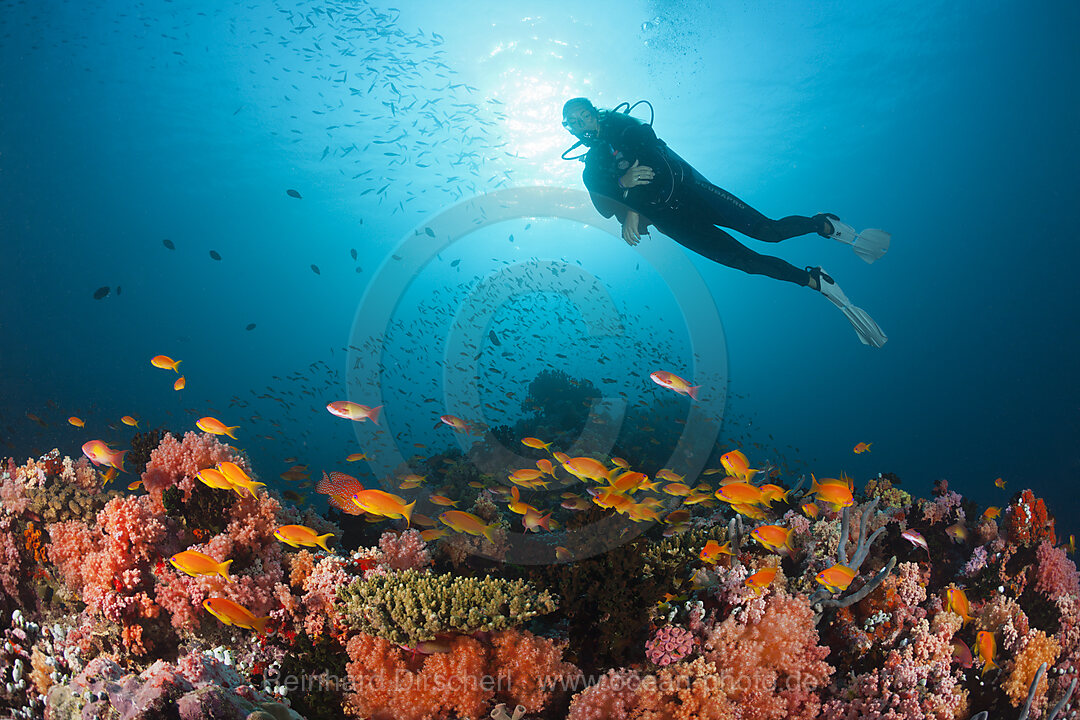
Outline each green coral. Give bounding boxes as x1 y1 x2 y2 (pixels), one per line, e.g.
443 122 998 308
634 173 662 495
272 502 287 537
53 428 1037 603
336 569 558 646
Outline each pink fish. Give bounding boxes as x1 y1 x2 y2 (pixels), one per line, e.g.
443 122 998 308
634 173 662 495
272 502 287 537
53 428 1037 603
81 440 127 472
326 401 382 424
901 529 930 556
952 638 973 669
649 371 700 400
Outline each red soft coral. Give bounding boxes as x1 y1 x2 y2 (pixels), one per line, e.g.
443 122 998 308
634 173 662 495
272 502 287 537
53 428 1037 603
344 629 579 720
46 496 167 655
1004 489 1056 548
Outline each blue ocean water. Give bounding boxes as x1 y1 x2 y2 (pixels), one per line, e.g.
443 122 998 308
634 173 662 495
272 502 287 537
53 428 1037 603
2 0 1078 540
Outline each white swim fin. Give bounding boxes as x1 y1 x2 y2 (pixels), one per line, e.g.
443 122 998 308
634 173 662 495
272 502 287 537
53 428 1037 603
809 267 888 348
825 214 890 264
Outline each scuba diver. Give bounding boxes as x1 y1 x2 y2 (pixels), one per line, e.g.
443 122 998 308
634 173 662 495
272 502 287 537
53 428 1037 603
561 97 890 348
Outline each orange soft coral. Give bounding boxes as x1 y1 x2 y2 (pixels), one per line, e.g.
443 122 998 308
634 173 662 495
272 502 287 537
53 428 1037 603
1003 630 1061 712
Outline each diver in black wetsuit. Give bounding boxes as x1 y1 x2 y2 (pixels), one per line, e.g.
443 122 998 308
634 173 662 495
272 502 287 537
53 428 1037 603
561 97 890 347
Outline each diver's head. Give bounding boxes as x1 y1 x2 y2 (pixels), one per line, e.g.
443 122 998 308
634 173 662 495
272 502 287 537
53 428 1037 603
562 97 601 145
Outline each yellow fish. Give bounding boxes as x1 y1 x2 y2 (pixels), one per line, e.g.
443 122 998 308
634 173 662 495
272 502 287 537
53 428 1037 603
274 525 334 552
521 437 552 451
68 416 85 428
121 416 139 428
169 550 233 581
346 452 369 462
202 596 269 634
853 442 872 454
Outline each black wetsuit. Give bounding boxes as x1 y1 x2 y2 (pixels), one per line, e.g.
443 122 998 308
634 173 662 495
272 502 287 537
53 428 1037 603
582 111 828 286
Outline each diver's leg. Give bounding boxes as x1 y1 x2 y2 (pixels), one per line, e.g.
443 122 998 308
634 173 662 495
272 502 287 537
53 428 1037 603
666 221 813 286
690 180 830 242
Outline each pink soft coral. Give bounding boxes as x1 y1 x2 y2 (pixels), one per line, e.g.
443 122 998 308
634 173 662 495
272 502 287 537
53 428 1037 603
378 529 432 571
1033 540 1080 602
701 590 833 720
141 431 243 512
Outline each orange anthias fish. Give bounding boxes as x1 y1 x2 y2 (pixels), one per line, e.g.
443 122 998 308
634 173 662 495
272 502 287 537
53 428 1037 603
151 354 182 372
700 539 732 564
196 468 234 491
662 483 692 497
715 482 764 506
521 437 552 451
809 475 855 510
81 440 127 472
982 506 1001 521
522 507 552 532
509 468 544 483
751 525 793 554
720 450 759 483
68 416 85 428
316 472 365 515
439 510 499 542
217 461 266 498
536 459 555 476
173 376 185 391
345 452 369 462
202 596 269 634
801 501 820 518
168 550 233 581
853 442 872 454
562 456 611 482
745 566 777 594
196 416 239 439
994 477 1007 489
326 401 382 424
429 494 457 507
121 416 139 428
649 370 701 400
274 525 334 552
816 564 857 593
946 587 974 625
352 489 415 525
976 630 998 675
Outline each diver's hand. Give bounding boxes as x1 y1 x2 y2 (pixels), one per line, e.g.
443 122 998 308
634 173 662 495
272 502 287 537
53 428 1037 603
623 211 642 246
619 160 654 189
